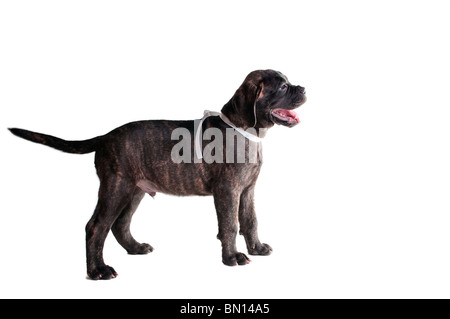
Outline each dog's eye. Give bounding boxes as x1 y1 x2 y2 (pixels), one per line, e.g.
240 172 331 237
279 84 288 92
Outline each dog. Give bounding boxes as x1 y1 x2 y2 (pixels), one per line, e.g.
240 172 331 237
9 69 306 280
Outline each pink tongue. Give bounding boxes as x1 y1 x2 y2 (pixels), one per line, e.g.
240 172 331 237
280 109 300 123
286 110 300 123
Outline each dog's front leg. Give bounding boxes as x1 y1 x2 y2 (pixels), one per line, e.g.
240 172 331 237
213 186 251 266
239 185 273 256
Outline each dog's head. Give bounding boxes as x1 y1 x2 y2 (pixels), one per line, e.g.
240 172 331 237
222 70 306 130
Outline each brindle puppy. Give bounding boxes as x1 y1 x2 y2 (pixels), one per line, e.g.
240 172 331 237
9 70 306 280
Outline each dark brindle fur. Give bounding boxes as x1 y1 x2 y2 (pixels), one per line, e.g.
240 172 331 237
9 70 306 280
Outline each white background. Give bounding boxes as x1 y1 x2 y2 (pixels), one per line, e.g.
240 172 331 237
1 0 449 298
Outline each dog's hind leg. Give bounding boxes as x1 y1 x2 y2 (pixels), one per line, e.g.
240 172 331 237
111 188 154 255
85 176 135 280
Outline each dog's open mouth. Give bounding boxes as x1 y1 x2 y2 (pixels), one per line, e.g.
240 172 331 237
271 108 300 127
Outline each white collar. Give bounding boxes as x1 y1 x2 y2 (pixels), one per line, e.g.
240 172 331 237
194 110 262 159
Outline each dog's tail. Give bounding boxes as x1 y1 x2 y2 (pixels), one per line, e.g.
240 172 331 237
8 128 102 154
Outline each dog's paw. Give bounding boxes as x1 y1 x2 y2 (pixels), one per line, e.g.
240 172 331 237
248 243 273 256
88 265 118 280
128 243 154 255
223 252 251 266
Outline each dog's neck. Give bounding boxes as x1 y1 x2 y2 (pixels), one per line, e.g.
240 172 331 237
221 99 268 138
221 99 249 129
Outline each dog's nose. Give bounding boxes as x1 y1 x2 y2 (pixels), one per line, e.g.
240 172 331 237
298 86 305 94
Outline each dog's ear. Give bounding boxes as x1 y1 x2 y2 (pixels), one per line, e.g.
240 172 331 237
224 72 265 128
